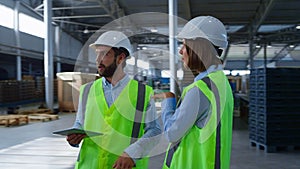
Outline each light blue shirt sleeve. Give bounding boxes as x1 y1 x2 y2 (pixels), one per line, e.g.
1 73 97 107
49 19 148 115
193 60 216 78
73 100 83 129
162 87 201 143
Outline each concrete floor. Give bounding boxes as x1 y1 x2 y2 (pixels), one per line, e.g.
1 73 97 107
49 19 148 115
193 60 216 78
0 113 300 169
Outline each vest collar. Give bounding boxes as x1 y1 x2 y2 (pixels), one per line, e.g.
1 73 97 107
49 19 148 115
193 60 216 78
102 74 130 88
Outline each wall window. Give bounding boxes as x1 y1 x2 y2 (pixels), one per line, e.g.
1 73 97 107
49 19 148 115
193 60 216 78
0 4 45 38
19 13 44 38
0 4 14 29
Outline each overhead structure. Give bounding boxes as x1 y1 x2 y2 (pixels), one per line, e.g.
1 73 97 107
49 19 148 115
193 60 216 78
19 0 300 70
246 0 275 69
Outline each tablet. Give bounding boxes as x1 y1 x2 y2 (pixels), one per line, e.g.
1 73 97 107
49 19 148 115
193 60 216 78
53 128 103 137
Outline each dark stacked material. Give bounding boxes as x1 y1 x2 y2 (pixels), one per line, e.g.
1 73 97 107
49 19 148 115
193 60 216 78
249 68 300 152
20 80 36 100
0 81 20 103
35 76 45 99
0 78 57 107
0 80 37 106
35 77 58 100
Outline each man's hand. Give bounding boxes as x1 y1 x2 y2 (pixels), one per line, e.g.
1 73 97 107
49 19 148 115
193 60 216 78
66 133 86 145
153 92 175 99
112 152 135 169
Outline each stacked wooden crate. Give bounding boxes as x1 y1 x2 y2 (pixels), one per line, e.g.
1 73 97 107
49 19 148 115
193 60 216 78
56 72 98 112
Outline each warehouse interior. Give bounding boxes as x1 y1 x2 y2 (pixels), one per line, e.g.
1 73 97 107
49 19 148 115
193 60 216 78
0 0 300 168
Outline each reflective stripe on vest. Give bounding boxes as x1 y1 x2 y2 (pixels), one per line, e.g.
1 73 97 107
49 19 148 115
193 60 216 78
131 82 146 144
202 77 221 169
80 81 93 126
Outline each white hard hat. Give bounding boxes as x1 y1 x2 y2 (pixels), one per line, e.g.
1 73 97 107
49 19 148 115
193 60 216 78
177 16 228 49
90 31 132 57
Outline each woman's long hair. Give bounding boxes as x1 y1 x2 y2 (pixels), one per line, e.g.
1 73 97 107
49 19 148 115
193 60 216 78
185 38 222 76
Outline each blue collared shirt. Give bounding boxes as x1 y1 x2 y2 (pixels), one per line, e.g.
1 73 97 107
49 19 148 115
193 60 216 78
73 74 161 160
161 64 223 142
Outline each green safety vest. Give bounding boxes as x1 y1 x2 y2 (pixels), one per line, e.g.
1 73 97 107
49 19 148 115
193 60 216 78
75 78 152 169
162 70 234 169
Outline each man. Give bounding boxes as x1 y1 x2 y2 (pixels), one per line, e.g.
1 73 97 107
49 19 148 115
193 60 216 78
67 31 161 169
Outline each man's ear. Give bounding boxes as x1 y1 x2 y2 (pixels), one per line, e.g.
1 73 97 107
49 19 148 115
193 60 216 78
117 53 126 64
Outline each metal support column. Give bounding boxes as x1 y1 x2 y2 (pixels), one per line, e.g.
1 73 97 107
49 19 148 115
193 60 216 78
263 44 267 68
169 0 178 94
44 0 54 109
55 26 61 73
249 40 254 69
14 1 21 81
248 25 254 70
132 43 138 75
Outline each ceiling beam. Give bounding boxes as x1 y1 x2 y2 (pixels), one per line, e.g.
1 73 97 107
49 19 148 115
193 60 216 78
247 0 275 69
34 3 44 10
52 14 110 19
249 0 275 34
269 44 298 63
36 5 103 11
96 0 117 20
262 26 300 43
53 19 102 28
253 46 262 57
222 44 230 66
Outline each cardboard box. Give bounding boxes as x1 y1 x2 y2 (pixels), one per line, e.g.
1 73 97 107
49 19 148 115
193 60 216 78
56 72 98 112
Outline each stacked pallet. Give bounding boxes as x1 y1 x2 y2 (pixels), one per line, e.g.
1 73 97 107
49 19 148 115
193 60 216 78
28 113 59 122
18 108 53 115
249 68 300 152
0 115 29 127
17 108 59 122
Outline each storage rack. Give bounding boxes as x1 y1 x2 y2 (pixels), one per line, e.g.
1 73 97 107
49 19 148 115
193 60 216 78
249 68 300 152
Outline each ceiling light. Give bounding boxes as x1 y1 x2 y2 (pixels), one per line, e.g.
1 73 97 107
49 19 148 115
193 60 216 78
83 27 89 34
296 25 300 29
150 28 158 33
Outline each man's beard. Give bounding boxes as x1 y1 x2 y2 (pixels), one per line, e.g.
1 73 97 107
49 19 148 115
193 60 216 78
98 61 118 78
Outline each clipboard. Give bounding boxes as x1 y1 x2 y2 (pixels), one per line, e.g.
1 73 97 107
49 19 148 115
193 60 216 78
53 128 103 137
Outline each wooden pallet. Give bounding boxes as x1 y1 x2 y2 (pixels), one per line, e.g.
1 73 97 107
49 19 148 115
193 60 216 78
60 109 76 113
250 140 300 153
0 115 29 127
28 114 59 122
18 108 53 115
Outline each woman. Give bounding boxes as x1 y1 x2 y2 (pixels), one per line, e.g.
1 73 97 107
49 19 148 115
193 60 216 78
154 16 234 169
